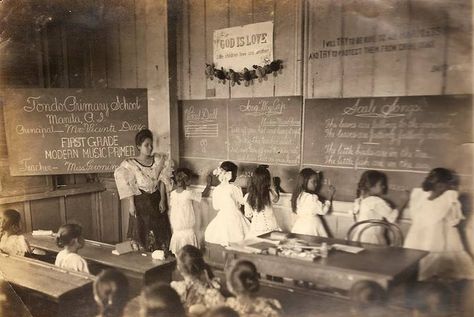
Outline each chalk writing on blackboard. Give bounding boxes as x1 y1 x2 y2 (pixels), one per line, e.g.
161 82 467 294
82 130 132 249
4 89 148 175
304 96 471 174
184 106 219 138
228 97 301 165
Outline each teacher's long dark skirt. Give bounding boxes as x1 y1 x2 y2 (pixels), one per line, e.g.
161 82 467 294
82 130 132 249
127 189 171 251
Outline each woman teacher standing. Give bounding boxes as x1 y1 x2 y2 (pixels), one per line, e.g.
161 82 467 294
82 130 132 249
114 129 173 252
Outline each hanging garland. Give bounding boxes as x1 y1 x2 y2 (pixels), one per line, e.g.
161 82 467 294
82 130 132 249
205 59 283 87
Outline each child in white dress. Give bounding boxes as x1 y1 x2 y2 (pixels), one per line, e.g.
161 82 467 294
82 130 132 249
244 165 281 238
55 223 90 274
205 161 250 246
169 168 211 255
0 209 31 257
291 168 334 237
404 168 474 281
351 170 400 245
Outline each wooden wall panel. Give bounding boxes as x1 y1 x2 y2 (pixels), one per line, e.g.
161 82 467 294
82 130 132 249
251 0 274 97
229 0 254 98
105 23 121 88
205 0 230 99
306 0 343 98
444 0 472 94
405 0 447 96
99 190 121 243
274 0 302 96
119 1 138 88
89 27 108 88
65 194 95 240
136 0 148 88
341 1 378 97
178 0 191 99
372 0 409 96
30 198 61 231
188 0 207 99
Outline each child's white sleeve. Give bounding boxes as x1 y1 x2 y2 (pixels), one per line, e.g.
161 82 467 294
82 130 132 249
190 190 202 203
445 190 464 226
304 193 327 216
374 199 399 223
243 194 253 218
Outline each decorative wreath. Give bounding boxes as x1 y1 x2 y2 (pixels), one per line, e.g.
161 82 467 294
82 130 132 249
205 59 283 87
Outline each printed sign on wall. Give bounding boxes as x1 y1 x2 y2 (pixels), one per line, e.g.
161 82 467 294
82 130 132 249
213 21 273 70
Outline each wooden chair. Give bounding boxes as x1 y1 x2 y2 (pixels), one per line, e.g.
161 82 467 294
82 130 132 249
346 219 404 247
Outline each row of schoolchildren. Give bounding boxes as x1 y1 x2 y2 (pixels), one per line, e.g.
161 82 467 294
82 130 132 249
174 161 473 282
0 211 281 317
0 210 466 317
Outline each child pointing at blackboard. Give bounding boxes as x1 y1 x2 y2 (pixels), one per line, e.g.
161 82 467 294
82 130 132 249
291 168 335 237
205 161 250 246
351 170 400 245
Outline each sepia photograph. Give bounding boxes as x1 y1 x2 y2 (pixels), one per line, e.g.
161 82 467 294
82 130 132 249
0 0 473 316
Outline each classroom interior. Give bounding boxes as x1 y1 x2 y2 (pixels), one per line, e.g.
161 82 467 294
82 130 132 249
0 0 473 316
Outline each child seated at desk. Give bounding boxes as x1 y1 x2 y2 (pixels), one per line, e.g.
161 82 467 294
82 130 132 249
55 223 90 274
140 283 186 317
225 260 282 317
171 245 224 315
0 209 31 257
94 269 129 317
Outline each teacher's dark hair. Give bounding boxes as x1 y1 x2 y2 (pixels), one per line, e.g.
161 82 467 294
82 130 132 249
135 129 153 147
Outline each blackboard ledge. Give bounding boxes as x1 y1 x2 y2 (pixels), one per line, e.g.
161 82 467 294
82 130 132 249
0 183 105 205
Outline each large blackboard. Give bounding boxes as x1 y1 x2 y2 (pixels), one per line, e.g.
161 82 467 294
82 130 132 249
303 95 473 207
3 88 147 175
179 97 302 191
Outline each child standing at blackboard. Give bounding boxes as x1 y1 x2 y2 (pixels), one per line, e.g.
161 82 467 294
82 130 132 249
169 168 211 255
351 170 399 245
205 161 250 246
244 165 281 238
404 168 474 281
291 168 334 237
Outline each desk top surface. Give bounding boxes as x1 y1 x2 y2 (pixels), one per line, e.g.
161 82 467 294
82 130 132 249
0 253 94 299
25 234 175 274
227 233 428 280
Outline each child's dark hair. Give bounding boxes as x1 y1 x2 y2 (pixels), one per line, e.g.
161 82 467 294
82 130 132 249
174 167 193 189
56 223 83 248
135 129 153 147
141 283 185 317
176 245 214 280
220 161 238 182
1 209 22 235
349 280 386 310
226 260 260 296
409 282 454 316
291 168 320 213
356 170 388 198
247 165 271 213
205 306 240 317
422 168 457 191
94 269 129 317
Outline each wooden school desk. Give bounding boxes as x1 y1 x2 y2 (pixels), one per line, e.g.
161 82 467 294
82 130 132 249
0 253 96 317
25 233 176 296
223 232 428 295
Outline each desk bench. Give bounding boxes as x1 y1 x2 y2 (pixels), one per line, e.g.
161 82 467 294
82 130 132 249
0 253 96 317
25 233 175 296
